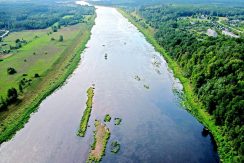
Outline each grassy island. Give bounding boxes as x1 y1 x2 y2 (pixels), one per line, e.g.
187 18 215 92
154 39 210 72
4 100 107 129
111 141 120 153
104 114 111 122
114 118 122 125
77 87 95 137
87 120 110 162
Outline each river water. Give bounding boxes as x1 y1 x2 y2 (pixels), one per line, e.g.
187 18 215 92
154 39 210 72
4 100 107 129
0 6 219 163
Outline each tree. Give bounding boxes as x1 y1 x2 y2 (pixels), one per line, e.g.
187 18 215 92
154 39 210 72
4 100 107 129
7 67 17 75
59 35 64 42
19 83 23 93
15 42 22 49
0 96 7 111
15 39 20 43
34 73 40 78
7 88 18 104
52 26 58 32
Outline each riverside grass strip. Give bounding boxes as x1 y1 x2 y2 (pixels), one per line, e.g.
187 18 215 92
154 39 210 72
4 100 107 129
77 87 95 137
87 120 110 163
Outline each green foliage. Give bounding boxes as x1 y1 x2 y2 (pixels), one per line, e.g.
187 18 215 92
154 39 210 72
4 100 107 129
18 83 23 93
52 26 58 32
104 114 111 122
15 39 20 43
7 88 18 104
0 2 95 31
59 35 64 42
114 118 122 125
34 73 40 78
0 96 7 111
77 87 94 137
111 141 120 153
87 120 111 163
7 67 17 75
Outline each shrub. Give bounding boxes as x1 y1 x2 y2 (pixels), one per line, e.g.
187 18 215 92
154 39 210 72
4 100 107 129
7 88 18 104
15 39 20 43
19 83 23 93
104 114 111 122
0 96 7 111
7 67 17 75
34 73 40 78
59 35 64 42
52 26 58 32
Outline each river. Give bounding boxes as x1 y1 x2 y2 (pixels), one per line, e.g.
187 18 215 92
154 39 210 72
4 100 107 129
0 6 219 163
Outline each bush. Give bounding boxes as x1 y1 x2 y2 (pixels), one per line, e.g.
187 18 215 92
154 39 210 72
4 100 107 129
7 88 18 104
59 35 64 42
52 26 58 32
15 39 20 43
19 83 23 93
104 114 111 122
34 73 40 78
0 96 7 111
7 67 17 75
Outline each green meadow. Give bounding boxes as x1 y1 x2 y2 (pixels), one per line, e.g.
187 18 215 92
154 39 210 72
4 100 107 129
0 15 95 143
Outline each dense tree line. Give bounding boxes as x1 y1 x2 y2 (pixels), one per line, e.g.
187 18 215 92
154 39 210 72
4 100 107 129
135 5 244 161
0 2 95 31
92 0 244 7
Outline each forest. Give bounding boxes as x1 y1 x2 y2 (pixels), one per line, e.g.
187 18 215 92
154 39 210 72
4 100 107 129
90 0 244 7
0 2 94 31
124 5 244 162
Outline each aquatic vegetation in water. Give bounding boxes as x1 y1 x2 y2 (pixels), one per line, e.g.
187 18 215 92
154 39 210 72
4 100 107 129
155 69 161 75
144 84 150 89
77 86 94 137
114 118 122 125
87 120 110 162
134 75 141 81
151 57 161 68
104 114 111 122
111 141 120 154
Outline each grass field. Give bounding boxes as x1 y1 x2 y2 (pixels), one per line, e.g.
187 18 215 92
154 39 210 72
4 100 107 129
0 15 95 143
117 9 231 162
0 24 83 98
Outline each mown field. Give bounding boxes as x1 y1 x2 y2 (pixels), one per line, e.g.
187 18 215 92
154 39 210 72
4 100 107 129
0 15 95 143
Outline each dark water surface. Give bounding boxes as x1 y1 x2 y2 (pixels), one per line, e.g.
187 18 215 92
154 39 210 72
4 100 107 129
0 6 219 163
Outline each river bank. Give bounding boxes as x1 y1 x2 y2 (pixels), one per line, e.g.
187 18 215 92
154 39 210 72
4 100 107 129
0 16 96 144
117 8 229 162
